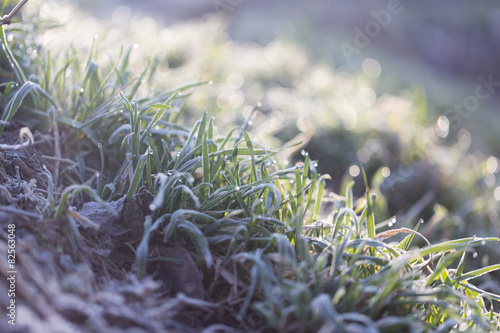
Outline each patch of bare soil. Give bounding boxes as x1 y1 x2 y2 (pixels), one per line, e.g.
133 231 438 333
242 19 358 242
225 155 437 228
0 123 252 333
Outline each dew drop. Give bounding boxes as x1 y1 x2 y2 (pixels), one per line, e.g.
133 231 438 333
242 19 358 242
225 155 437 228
289 180 295 184
256 102 262 108
208 80 214 85
80 88 85 93
235 186 241 191
472 252 478 258
149 204 156 211
300 149 306 156
480 240 486 246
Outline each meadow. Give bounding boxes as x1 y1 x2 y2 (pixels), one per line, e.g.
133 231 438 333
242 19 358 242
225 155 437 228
0 1 499 332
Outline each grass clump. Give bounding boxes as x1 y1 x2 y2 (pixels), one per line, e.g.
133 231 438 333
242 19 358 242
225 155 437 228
0 3 499 332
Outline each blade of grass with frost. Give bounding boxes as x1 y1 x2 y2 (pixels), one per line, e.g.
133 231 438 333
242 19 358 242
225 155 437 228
459 282 500 302
98 143 104 195
175 119 201 169
240 130 257 182
361 166 376 240
209 147 275 158
128 59 150 100
397 219 423 250
311 294 345 330
87 48 124 111
42 165 55 212
202 131 210 201
294 168 303 208
0 81 16 97
118 45 134 83
41 51 51 92
172 184 200 208
343 181 354 232
147 132 161 172
454 264 500 283
236 103 259 142
145 148 153 192
119 92 136 140
136 215 165 278
151 173 168 211
124 97 142 166
139 93 178 143
195 111 208 147
0 81 59 135
125 152 148 200
28 109 99 145
0 26 27 84
302 151 310 186
418 237 499 257
313 175 330 222
241 183 282 214
162 210 213 267
54 184 107 218
425 251 464 287
345 239 401 257
304 176 318 218
208 116 216 153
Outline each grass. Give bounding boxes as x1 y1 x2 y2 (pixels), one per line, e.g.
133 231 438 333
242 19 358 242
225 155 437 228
0 2 499 332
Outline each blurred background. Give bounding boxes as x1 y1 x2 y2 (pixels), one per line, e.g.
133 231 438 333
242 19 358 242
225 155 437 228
15 0 500 252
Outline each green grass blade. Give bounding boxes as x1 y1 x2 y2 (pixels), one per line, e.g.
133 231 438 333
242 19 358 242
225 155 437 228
454 264 500 283
0 25 27 84
125 152 148 200
418 237 499 257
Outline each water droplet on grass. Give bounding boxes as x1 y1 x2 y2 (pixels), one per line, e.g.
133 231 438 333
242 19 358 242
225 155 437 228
149 204 156 211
